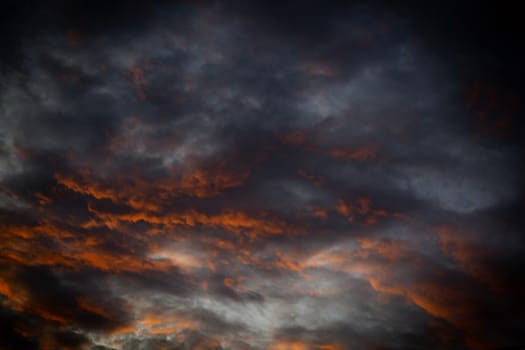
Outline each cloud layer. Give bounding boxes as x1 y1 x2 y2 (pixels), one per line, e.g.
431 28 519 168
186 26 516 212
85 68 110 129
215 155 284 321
1 1 524 349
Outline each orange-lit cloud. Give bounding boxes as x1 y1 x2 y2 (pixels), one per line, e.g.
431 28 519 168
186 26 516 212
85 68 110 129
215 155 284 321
1 3 522 350
269 340 344 350
434 226 502 292
323 145 377 160
334 197 389 225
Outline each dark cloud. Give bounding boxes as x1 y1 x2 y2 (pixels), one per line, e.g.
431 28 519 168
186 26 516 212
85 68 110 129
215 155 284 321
0 306 39 350
1 1 524 349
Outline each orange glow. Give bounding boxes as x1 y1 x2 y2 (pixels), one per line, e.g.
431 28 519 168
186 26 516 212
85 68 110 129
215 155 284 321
34 192 52 205
5 226 34 239
76 250 172 272
335 199 352 219
367 277 404 297
312 209 328 219
356 237 406 262
0 280 24 306
268 341 343 350
78 297 114 319
55 163 250 208
334 197 389 225
434 226 501 292
148 246 203 272
137 313 201 335
85 208 292 237
224 277 235 288
111 325 135 336
318 344 344 350
177 168 250 197
269 340 311 350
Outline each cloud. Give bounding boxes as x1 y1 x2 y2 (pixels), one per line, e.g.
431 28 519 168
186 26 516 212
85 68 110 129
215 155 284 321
1 1 524 349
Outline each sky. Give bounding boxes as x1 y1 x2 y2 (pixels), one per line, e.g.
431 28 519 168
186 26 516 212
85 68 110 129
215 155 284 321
1 1 524 349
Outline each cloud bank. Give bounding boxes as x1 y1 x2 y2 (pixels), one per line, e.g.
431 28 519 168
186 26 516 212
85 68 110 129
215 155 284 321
1 1 524 349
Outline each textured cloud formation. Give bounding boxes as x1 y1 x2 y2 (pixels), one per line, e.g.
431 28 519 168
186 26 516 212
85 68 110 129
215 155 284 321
1 1 524 349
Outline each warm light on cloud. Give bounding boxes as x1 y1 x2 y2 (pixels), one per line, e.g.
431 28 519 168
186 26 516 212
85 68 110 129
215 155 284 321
0 1 522 349
148 248 204 272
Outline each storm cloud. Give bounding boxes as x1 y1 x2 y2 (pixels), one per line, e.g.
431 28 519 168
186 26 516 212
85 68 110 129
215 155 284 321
1 1 524 349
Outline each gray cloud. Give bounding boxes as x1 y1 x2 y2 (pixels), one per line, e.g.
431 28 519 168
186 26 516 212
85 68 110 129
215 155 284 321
1 1 524 349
